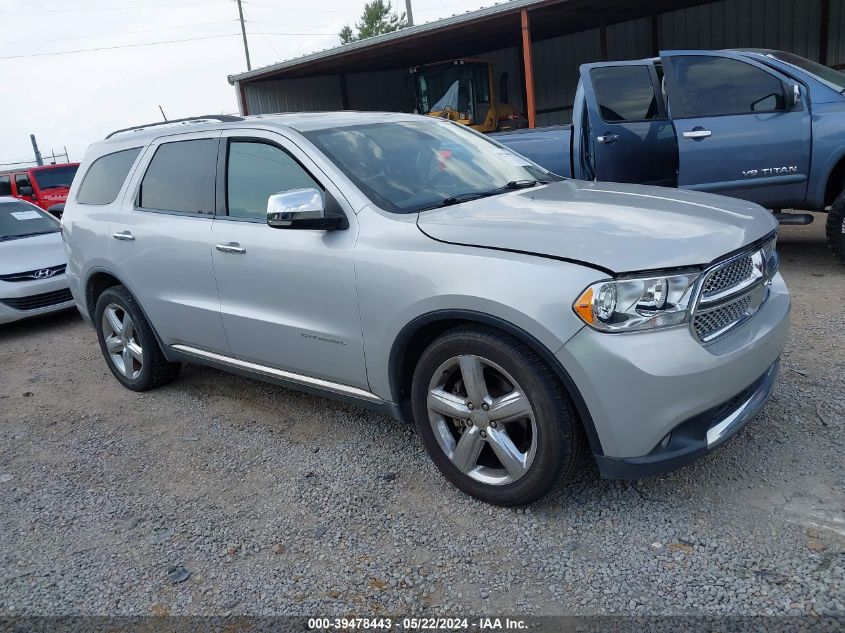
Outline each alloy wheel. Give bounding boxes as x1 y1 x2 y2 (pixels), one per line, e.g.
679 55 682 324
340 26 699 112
426 354 537 485
101 303 143 380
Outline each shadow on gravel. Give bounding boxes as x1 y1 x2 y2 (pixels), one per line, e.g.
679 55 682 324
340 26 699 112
0 308 82 340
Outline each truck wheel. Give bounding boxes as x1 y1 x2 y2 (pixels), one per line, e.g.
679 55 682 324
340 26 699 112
94 286 181 391
827 192 845 265
411 325 583 506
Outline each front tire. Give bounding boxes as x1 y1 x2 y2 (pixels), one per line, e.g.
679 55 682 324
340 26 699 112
827 191 845 265
94 285 180 391
411 325 583 506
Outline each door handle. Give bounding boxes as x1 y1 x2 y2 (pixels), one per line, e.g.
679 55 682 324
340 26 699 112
596 134 620 144
682 129 712 139
112 231 135 241
215 242 246 254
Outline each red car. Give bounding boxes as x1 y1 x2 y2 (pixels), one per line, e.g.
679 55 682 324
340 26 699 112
0 163 80 217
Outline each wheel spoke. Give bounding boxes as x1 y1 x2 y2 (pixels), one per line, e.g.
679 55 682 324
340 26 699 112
105 307 123 336
105 336 123 354
450 426 484 472
486 427 528 478
458 355 489 405
122 316 135 338
428 388 470 420
121 348 133 375
488 390 531 424
126 342 143 363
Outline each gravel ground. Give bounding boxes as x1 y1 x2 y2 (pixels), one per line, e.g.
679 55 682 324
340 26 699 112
0 214 843 618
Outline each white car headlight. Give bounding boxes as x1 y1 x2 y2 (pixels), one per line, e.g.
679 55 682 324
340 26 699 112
573 272 700 332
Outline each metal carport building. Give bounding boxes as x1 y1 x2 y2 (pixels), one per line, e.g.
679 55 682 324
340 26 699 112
228 0 845 128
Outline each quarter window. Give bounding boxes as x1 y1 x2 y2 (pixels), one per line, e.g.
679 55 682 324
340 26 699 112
77 147 141 205
226 141 322 220
0 176 11 196
667 56 786 118
590 66 659 122
138 139 217 214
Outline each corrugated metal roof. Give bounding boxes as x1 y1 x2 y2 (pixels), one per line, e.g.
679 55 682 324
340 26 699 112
227 0 551 84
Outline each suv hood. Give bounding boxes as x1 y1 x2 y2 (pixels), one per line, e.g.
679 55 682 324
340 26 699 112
0 231 65 276
416 180 777 273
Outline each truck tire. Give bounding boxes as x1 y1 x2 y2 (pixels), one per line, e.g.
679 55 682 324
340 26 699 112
827 191 845 265
411 324 584 506
94 285 181 391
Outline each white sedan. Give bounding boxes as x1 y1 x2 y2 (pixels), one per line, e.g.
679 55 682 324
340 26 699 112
0 196 75 325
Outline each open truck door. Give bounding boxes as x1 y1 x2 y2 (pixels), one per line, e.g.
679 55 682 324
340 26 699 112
661 50 811 208
577 60 677 186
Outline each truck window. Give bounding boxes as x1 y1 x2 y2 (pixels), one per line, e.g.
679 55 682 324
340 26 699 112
0 176 11 196
589 66 659 123
138 139 217 214
15 174 32 191
77 148 141 205
667 56 786 118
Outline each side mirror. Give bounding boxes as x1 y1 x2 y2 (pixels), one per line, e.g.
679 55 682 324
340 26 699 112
19 186 33 196
786 83 801 108
266 188 345 231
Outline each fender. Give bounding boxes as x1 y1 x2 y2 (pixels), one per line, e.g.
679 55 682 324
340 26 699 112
388 309 604 456
82 265 175 362
814 146 845 208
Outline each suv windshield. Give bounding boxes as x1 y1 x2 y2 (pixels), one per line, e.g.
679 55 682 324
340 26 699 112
32 165 78 190
767 51 845 92
302 120 557 214
0 200 60 241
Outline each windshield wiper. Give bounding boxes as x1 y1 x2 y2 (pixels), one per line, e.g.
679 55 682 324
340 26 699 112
39 184 70 190
418 180 545 212
0 231 57 241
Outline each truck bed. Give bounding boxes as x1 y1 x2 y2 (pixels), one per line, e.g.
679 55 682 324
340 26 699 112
492 125 573 178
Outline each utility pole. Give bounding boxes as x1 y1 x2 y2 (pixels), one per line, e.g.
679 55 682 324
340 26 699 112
236 0 251 71
405 0 414 26
30 134 43 166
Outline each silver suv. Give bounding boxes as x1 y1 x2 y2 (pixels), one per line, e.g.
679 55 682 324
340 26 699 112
62 113 790 505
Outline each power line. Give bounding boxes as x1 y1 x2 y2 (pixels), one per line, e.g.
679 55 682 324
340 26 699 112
242 1 355 14
0 0 232 14
0 33 241 60
1 20 237 46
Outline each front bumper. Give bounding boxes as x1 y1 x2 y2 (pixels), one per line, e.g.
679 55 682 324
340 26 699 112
594 360 779 478
0 276 75 325
558 272 790 476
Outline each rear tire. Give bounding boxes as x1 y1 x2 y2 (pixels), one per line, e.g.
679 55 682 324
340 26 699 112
411 325 583 506
94 285 180 391
826 191 845 265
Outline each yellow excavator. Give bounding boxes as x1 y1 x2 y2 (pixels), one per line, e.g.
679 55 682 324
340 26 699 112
410 58 526 133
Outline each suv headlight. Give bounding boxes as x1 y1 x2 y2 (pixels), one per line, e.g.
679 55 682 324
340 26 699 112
573 272 700 332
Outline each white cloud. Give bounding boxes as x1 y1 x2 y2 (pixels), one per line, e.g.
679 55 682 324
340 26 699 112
1 0 486 165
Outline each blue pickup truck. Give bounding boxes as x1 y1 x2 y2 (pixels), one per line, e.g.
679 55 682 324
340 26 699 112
494 49 845 264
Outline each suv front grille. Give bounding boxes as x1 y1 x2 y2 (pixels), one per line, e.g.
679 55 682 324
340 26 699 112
0 289 73 311
691 236 778 344
0 264 66 282
702 256 753 298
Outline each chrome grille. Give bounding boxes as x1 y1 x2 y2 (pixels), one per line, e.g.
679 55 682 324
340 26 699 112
0 264 66 282
702 256 753 298
693 294 754 342
691 237 777 344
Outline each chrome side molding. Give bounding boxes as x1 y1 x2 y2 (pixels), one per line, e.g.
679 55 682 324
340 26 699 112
170 344 383 403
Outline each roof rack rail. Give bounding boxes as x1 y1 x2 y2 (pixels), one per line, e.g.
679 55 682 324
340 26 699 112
105 114 244 139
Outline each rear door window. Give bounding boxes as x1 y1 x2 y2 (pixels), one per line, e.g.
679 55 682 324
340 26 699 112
138 139 217 214
77 148 141 205
590 66 660 122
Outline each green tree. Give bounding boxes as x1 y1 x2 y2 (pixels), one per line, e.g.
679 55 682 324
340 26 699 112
339 0 407 44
